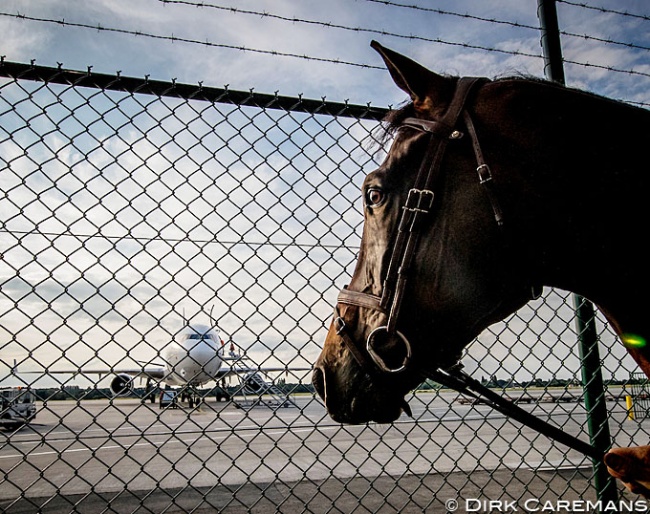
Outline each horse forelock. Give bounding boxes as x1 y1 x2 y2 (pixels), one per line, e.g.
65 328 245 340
370 102 416 151
383 103 416 133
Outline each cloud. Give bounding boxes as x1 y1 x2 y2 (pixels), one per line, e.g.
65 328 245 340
2 0 646 105
1 0 647 388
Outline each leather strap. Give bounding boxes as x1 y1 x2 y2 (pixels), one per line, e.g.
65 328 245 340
426 367 603 461
381 78 488 334
463 111 505 227
334 307 382 379
400 118 460 138
338 288 383 312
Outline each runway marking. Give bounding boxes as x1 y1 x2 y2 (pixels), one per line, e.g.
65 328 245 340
0 424 342 462
6 420 189 441
1 436 203 462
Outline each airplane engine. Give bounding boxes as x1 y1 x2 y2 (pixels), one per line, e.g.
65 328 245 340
110 374 134 396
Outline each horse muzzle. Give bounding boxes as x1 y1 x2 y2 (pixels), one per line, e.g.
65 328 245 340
312 332 414 425
312 364 411 423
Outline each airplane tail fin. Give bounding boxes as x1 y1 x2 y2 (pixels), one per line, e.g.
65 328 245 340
209 305 222 333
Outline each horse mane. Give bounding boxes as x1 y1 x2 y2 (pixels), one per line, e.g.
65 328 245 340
375 75 647 150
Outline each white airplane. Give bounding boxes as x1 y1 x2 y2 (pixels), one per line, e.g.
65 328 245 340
42 320 307 408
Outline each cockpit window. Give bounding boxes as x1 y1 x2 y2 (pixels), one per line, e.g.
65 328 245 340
188 333 212 340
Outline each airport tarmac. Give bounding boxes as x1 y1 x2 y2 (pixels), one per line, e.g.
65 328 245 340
0 389 645 513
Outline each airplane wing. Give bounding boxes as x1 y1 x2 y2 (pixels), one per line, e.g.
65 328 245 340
34 364 308 382
40 366 167 380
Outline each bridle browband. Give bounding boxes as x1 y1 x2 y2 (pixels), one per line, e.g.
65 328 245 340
332 77 603 462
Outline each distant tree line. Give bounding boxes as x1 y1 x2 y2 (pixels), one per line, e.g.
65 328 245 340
30 382 316 402
28 374 643 402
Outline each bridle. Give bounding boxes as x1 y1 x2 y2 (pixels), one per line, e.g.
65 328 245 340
332 77 603 462
335 76 501 377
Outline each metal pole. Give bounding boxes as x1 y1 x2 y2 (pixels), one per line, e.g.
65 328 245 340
574 296 618 504
537 0 565 84
536 0 618 506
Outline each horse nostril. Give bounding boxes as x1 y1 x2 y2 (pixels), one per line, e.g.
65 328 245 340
312 367 326 401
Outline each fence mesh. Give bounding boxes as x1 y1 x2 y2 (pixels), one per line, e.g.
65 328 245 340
1 61 649 513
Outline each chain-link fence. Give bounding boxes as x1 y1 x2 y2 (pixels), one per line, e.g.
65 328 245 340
1 59 649 514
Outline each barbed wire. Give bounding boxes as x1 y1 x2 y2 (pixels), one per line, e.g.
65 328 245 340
1 6 649 82
160 0 546 61
363 0 540 31
556 0 650 22
0 11 382 71
0 9 543 68
374 0 650 24
563 57 650 81
363 0 649 52
158 0 541 46
161 0 541 33
562 31 650 53
175 0 650 54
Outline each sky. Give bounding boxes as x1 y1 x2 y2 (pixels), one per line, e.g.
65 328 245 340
1 0 648 106
0 0 648 388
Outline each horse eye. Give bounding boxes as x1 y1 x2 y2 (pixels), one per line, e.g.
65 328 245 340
365 188 385 207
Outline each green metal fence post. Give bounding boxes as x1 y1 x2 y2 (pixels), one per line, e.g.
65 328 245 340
574 295 618 504
537 0 618 506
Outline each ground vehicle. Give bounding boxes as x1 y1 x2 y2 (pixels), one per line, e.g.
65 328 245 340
0 388 37 430
159 390 178 409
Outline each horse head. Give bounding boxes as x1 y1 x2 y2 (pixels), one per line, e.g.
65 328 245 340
313 42 539 424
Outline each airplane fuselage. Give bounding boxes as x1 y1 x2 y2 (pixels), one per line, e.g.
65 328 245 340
161 324 223 387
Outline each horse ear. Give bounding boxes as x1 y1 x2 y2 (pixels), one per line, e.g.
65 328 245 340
370 40 452 113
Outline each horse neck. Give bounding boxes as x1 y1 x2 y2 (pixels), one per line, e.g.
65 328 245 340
495 83 648 313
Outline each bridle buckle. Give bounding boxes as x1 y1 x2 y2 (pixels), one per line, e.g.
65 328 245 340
477 163 493 184
404 188 435 215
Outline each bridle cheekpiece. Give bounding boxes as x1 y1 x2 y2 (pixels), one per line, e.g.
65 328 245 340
334 76 500 379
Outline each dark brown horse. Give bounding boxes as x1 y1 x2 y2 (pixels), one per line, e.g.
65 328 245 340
313 41 650 493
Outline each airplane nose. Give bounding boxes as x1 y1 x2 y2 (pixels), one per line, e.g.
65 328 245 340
312 367 326 402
